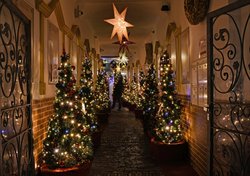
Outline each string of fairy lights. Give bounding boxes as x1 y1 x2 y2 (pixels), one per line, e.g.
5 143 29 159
42 2 185 170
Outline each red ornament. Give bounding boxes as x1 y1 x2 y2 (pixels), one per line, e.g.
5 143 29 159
68 90 75 96
68 82 73 87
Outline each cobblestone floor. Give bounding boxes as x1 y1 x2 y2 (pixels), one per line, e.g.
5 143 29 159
88 108 165 176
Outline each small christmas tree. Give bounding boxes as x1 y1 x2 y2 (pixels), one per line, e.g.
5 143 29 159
154 51 183 144
43 52 93 169
95 69 111 113
121 75 130 107
129 74 138 107
79 57 99 133
142 64 159 135
135 70 145 111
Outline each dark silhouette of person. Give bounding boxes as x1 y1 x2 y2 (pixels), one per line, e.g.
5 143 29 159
112 73 124 110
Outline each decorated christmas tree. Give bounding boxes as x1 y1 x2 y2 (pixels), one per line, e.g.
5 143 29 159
139 70 146 88
129 74 138 107
121 75 130 106
153 51 183 143
95 69 111 113
122 74 138 111
135 70 145 111
142 64 159 135
79 57 99 133
43 52 93 169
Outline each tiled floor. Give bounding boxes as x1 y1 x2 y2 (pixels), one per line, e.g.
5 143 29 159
88 108 198 176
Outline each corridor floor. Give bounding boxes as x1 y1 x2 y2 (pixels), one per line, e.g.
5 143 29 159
88 108 198 176
89 108 164 176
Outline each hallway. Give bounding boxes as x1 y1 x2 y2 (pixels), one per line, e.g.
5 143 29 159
88 108 198 176
89 108 164 175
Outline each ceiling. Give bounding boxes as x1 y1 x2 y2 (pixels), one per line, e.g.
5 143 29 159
75 0 167 62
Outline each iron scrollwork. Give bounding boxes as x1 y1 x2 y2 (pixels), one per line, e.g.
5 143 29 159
0 0 34 175
210 2 250 176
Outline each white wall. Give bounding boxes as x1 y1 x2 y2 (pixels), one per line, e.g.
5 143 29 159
17 0 232 99
22 0 93 99
150 0 230 95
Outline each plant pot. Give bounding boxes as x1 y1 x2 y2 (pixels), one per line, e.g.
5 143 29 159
107 107 111 113
149 138 187 162
91 130 102 149
96 112 109 124
128 104 136 112
134 109 143 119
39 161 92 176
121 100 129 108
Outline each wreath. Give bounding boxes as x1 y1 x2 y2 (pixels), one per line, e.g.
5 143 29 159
184 0 210 25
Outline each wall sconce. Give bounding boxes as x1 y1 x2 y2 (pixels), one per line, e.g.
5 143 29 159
74 5 83 18
161 0 170 12
161 4 170 11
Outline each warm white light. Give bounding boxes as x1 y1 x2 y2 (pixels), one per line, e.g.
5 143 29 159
118 52 128 65
116 66 121 72
82 102 86 114
104 3 133 43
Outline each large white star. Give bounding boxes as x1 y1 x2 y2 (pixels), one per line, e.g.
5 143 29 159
104 3 133 43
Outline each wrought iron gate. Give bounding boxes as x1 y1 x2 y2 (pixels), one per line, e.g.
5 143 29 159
208 0 250 175
0 0 34 175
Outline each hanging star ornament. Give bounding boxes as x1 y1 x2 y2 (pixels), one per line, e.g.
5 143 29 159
104 3 133 43
118 52 128 66
113 36 135 53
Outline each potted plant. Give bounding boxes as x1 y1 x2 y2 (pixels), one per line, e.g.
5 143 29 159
95 69 111 124
142 64 159 138
41 52 93 175
79 56 101 150
149 51 187 162
134 71 145 119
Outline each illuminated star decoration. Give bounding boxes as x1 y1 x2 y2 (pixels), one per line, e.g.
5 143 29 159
104 3 133 43
118 52 128 66
113 36 135 53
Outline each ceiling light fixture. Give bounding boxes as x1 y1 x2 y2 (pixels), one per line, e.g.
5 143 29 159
104 3 133 43
74 5 83 18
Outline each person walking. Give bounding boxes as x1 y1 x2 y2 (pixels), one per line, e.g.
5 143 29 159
112 73 124 110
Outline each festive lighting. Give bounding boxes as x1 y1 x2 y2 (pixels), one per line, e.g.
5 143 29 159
79 57 99 133
113 36 135 53
154 50 183 144
116 65 121 72
118 52 128 65
82 102 86 114
104 3 133 43
42 52 93 169
142 64 159 136
94 69 111 113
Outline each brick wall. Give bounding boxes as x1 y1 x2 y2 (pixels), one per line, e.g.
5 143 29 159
180 95 209 176
32 97 54 168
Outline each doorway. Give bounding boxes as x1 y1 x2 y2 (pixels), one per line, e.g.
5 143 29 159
0 0 34 175
207 1 250 175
